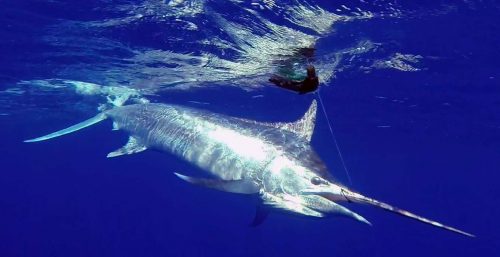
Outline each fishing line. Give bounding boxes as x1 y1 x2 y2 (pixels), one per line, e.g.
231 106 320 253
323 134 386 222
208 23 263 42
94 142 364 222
316 88 353 185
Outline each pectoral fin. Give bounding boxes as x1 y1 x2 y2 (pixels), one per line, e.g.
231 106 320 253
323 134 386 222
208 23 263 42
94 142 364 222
107 136 147 158
326 201 371 225
261 193 324 217
174 173 259 194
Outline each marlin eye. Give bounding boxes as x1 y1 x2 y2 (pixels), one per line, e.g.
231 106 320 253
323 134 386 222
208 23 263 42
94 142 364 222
311 177 322 185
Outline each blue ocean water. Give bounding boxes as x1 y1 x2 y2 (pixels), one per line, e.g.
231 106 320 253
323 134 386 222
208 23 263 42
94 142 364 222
0 1 499 256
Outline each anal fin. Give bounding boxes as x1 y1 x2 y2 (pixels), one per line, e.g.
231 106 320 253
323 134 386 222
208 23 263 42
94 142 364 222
107 136 147 158
250 204 269 227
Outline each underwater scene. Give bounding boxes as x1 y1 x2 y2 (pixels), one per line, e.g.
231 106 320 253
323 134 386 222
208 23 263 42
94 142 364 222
1 0 499 256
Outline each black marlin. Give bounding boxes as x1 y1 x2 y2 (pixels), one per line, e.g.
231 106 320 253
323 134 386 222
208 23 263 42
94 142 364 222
25 100 474 237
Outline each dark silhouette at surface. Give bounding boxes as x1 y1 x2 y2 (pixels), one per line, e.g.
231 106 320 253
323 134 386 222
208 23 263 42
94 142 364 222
269 65 319 94
294 47 316 59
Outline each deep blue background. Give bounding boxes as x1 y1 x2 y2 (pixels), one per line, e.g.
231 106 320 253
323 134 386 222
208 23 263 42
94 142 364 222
1 1 499 257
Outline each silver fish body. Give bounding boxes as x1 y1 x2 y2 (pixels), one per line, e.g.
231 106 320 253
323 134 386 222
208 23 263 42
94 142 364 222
24 101 474 237
106 103 332 205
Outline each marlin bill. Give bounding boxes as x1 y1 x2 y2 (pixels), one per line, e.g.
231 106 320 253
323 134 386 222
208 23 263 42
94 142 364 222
24 101 474 237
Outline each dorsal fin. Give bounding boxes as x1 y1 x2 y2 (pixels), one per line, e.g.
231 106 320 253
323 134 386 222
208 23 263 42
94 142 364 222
274 100 317 141
237 100 317 141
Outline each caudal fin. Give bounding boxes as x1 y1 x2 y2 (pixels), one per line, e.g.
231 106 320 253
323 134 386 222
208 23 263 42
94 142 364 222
344 190 475 237
24 113 107 142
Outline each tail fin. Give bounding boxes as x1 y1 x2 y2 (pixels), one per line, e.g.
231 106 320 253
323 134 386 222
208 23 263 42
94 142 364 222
24 113 107 142
344 190 475 237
